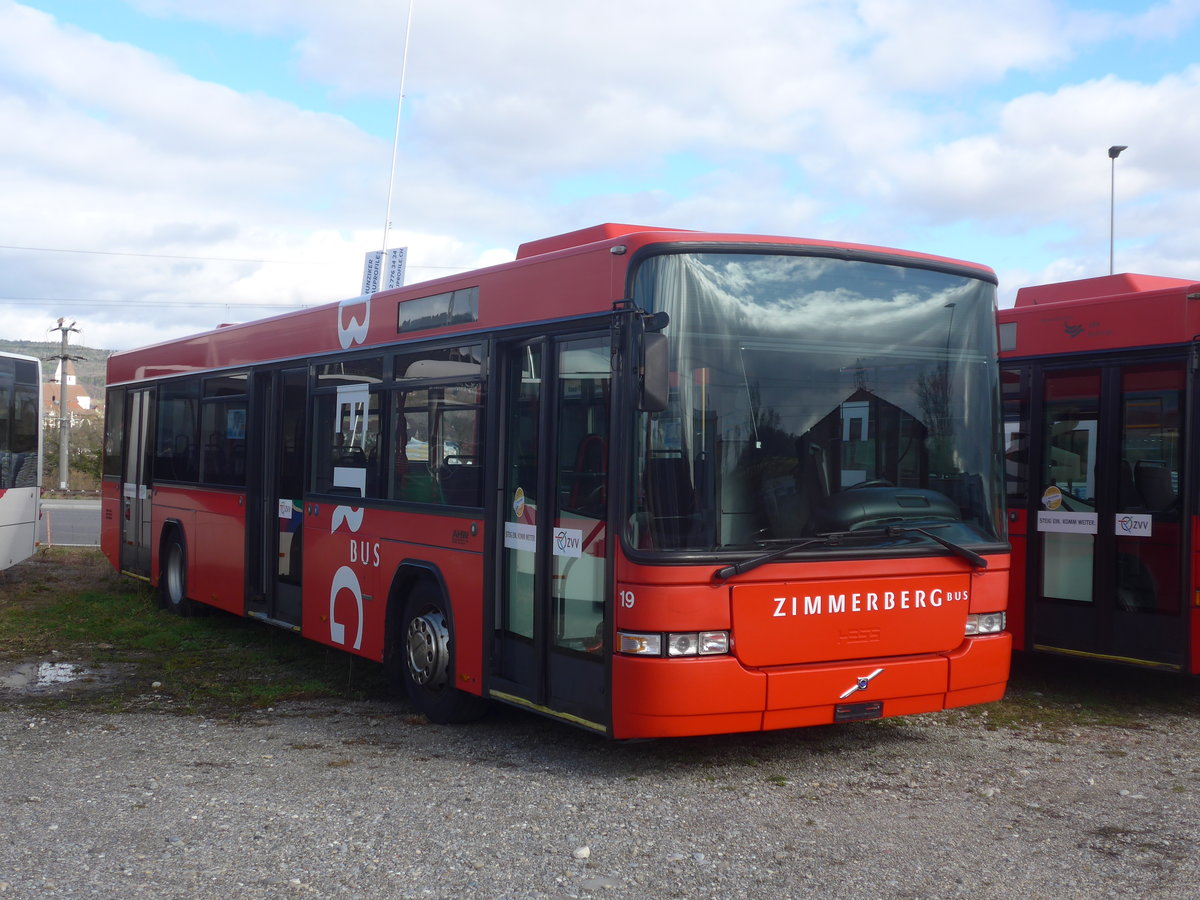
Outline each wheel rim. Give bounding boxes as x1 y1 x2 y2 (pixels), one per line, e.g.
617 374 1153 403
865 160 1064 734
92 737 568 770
406 609 450 690
166 544 184 605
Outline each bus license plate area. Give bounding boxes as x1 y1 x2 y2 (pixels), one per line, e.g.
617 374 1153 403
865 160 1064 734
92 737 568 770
834 700 883 722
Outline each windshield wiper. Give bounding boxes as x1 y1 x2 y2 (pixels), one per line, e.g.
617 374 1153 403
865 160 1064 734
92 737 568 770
712 535 845 581
891 524 988 569
711 524 987 582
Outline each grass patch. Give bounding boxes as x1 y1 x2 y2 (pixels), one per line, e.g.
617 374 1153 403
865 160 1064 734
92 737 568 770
0 547 390 714
946 652 1200 733
4 550 1198 732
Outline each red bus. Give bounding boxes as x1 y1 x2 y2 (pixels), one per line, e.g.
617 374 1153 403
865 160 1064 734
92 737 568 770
1000 273 1200 672
103 223 1011 738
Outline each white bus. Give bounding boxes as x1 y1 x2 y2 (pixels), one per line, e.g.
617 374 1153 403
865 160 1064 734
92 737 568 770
0 351 41 569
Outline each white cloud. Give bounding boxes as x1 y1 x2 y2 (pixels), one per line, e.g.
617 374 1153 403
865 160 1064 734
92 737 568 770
859 0 1069 90
3 0 1200 349
851 65 1200 282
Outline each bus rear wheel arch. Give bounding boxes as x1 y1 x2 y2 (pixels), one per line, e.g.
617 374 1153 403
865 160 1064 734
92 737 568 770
158 527 196 617
388 577 487 724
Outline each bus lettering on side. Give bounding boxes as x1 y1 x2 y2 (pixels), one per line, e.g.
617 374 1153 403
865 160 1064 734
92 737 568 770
329 382 372 649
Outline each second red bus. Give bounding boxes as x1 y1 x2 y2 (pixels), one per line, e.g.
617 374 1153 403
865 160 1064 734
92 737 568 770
1001 272 1200 673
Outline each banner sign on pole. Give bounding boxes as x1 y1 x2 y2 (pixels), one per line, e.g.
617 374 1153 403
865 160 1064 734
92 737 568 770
362 247 408 294
361 251 383 294
384 247 407 290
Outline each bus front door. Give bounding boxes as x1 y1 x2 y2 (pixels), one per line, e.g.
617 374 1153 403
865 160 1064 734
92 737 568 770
246 367 307 628
492 334 611 733
1031 362 1187 669
119 387 155 578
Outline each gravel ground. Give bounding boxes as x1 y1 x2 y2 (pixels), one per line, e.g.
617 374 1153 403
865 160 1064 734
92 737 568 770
2 680 1199 900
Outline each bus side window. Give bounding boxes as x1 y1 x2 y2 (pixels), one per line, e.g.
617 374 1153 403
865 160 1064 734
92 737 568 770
313 392 380 497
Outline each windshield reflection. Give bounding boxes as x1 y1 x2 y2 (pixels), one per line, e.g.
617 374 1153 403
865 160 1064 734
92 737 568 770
628 251 1003 554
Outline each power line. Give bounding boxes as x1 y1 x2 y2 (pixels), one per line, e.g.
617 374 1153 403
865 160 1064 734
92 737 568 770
0 243 319 265
0 242 470 269
0 296 315 310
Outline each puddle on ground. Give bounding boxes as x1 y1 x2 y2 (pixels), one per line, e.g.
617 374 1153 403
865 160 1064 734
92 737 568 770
35 662 84 686
0 660 130 697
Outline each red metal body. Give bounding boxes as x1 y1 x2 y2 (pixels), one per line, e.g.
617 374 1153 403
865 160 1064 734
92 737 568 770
999 274 1200 674
103 224 1010 737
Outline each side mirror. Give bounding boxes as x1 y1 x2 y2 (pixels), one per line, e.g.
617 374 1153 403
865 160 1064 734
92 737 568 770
639 332 669 412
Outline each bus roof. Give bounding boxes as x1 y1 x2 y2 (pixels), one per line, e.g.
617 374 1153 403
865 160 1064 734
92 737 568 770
1000 273 1200 358
108 223 996 385
1013 273 1195 307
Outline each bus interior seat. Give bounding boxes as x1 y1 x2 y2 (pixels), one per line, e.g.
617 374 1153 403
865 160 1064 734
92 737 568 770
396 461 442 504
1118 459 1139 509
13 453 35 487
646 455 695 547
440 458 481 506
570 434 607 513
1135 461 1176 512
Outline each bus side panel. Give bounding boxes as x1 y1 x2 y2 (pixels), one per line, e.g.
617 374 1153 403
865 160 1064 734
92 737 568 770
153 486 245 614
100 477 121 570
304 510 382 659
300 506 485 684
1006 510 1028 651
1192 515 1200 675
0 487 37 570
378 535 486 695
194 501 246 615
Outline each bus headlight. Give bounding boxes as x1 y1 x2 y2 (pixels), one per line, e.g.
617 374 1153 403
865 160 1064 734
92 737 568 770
965 612 1006 635
618 630 730 657
667 633 699 656
698 631 730 655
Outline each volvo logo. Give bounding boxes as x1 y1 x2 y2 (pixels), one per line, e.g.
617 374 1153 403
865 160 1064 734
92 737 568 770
839 667 884 699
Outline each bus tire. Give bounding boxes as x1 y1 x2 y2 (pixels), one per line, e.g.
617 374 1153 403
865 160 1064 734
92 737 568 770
159 532 195 617
393 581 487 724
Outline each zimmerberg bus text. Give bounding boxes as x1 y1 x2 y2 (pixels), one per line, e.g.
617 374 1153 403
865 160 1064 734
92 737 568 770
772 588 969 617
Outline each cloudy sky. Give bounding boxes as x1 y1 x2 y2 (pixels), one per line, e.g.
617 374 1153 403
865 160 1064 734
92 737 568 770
3 0 1199 350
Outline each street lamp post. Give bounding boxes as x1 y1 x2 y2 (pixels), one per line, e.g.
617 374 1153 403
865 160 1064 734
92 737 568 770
1108 145 1128 275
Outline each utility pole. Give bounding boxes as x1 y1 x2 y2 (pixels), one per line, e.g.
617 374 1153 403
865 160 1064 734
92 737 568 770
49 318 81 490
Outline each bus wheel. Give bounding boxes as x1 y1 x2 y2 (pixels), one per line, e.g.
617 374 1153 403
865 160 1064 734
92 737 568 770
396 582 487 724
159 533 194 617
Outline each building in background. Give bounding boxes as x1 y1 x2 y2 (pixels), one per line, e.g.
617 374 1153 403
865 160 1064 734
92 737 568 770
42 358 94 428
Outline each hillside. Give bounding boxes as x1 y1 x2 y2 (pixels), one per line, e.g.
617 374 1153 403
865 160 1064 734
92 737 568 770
0 339 110 400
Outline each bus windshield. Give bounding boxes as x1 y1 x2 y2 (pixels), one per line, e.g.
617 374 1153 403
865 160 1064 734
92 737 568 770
628 251 1003 554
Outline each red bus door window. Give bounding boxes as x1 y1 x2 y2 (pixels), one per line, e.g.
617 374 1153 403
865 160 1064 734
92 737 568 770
1030 363 1185 668
247 367 308 627
120 387 155 578
494 334 610 731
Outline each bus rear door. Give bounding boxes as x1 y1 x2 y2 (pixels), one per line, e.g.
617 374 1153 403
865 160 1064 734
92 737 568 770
119 387 155 578
246 367 307 627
